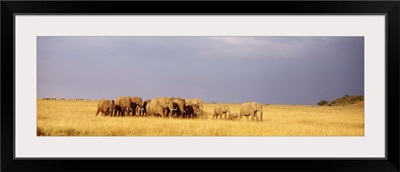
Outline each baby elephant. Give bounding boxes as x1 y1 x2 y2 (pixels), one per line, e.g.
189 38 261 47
96 99 114 116
229 112 239 120
212 105 230 119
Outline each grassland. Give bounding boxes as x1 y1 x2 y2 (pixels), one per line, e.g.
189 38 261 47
37 99 364 136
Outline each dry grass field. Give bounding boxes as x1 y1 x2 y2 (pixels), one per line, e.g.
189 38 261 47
37 99 364 136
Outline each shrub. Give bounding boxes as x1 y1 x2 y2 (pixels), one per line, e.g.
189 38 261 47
318 94 364 106
317 100 328 106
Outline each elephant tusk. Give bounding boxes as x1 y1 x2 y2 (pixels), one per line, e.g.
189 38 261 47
183 110 186 113
199 107 204 110
174 108 177 111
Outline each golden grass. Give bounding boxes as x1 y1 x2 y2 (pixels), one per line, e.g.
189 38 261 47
37 99 364 136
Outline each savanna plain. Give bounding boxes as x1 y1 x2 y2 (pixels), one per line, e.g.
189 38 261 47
37 99 364 136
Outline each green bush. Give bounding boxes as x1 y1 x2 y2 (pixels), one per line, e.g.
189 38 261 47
318 94 364 106
317 100 328 106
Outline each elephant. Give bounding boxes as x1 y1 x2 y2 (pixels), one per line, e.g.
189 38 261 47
185 98 204 118
130 96 144 116
145 101 153 117
113 96 123 116
240 102 263 121
114 96 132 117
184 105 198 119
147 97 175 118
229 112 239 120
96 99 114 116
171 97 186 118
212 105 230 119
142 99 151 116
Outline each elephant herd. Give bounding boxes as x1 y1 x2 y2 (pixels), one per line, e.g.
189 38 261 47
95 96 204 118
96 96 264 121
212 102 263 121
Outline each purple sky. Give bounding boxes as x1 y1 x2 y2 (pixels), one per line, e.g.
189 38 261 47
37 36 364 105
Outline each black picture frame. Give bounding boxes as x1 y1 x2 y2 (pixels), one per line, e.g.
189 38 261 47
1 1 399 171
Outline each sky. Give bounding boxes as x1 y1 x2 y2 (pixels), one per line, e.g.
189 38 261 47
37 36 364 105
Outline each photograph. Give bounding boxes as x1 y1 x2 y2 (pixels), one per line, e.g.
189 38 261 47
3 0 399 171
37 36 365 136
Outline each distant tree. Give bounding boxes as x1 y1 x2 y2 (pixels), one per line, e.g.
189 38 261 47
317 100 328 106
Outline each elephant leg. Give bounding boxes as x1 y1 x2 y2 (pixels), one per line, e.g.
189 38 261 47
252 113 255 121
125 109 130 116
96 110 100 116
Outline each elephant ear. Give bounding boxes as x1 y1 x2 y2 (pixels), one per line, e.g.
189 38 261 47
225 106 229 111
250 102 258 111
257 103 263 112
158 97 167 108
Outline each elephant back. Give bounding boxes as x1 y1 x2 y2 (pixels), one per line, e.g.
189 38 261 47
115 96 128 106
130 96 143 107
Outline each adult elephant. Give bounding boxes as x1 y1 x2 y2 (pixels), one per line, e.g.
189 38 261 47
142 99 151 116
96 99 114 116
184 105 195 118
114 96 132 117
212 105 230 119
171 97 186 118
240 102 263 121
185 98 204 118
148 97 175 118
130 96 144 116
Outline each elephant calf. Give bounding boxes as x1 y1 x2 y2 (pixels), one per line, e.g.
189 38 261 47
229 112 239 120
96 99 114 116
212 105 230 119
